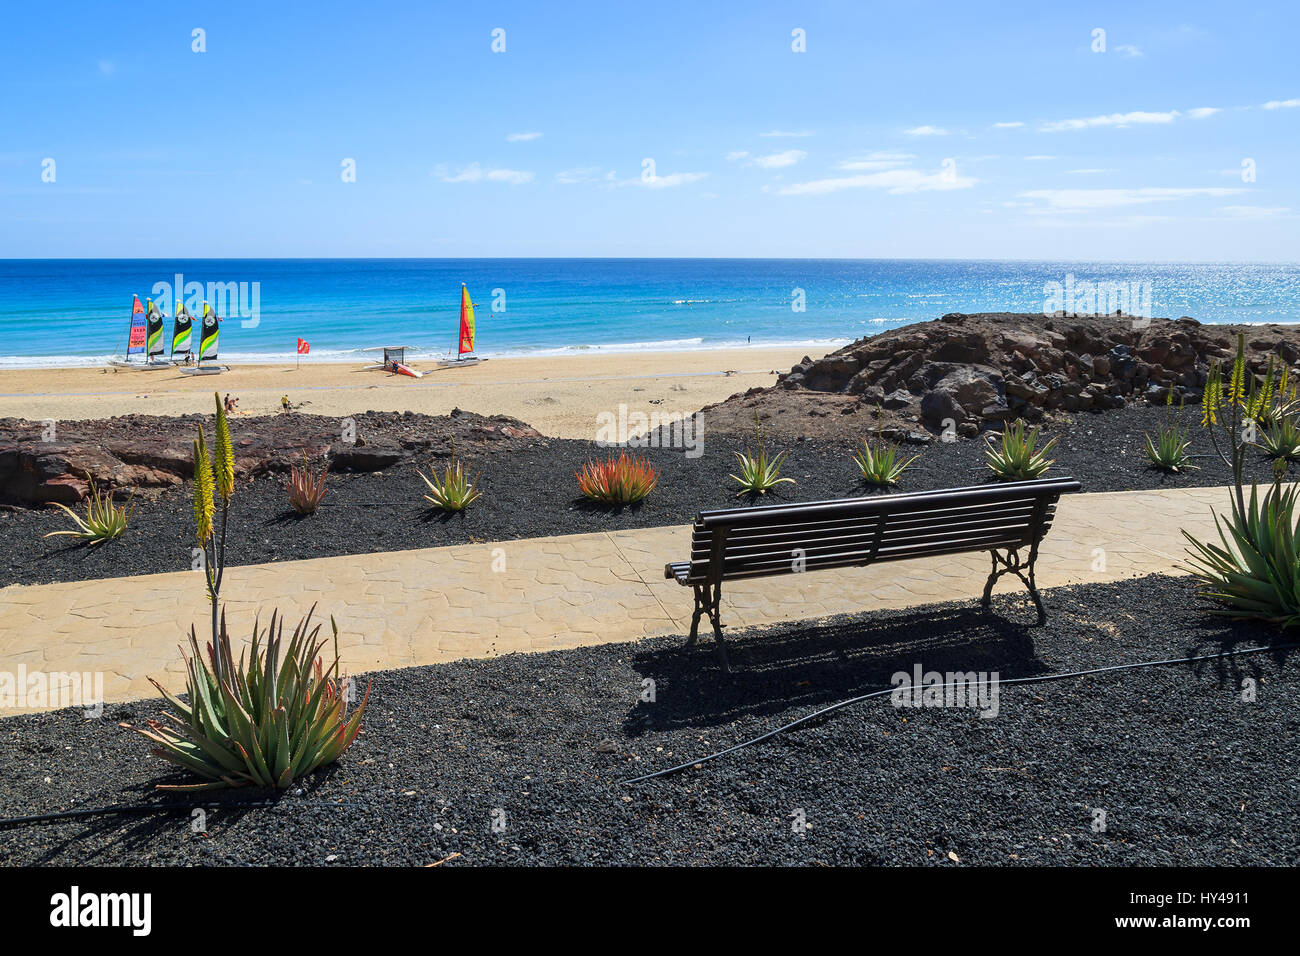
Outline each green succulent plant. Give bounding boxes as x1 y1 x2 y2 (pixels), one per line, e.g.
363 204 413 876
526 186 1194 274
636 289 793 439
419 438 483 511
730 412 795 496
137 393 369 790
1184 332 1300 626
984 419 1057 481
138 607 370 790
1144 392 1197 473
43 477 130 545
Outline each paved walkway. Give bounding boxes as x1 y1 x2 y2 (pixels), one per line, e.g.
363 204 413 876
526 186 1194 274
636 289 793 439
0 486 1228 714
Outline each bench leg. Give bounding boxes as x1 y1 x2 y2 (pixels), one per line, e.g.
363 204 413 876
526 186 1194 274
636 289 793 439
685 582 731 672
686 585 705 647
981 547 1047 625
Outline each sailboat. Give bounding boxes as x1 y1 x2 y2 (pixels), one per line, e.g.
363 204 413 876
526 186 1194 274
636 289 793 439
180 301 224 375
171 300 195 363
109 295 171 370
435 284 484 369
145 298 167 363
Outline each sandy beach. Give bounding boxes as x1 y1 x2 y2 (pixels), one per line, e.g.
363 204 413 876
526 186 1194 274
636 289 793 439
0 347 823 438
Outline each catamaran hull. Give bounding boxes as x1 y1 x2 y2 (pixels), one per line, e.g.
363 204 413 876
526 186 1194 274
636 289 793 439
108 360 172 371
180 365 224 376
434 357 484 369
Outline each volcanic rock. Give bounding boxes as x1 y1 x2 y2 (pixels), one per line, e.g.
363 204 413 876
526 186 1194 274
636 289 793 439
698 312 1300 441
0 410 541 505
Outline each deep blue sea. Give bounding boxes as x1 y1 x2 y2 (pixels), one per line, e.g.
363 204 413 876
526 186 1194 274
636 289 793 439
0 259 1297 368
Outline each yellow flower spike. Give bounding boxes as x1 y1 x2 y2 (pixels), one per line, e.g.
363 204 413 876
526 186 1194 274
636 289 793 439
213 392 235 501
1201 367 1219 427
193 433 214 544
1227 334 1247 407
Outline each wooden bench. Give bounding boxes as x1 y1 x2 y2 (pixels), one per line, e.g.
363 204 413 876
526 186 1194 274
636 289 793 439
664 477 1081 670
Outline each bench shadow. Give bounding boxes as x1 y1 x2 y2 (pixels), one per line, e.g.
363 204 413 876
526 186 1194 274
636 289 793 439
624 602 1047 735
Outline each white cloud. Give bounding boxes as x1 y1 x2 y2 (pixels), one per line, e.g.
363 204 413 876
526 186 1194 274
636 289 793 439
1024 155 1057 161
1262 98 1300 110
992 121 1024 129
1187 107 1220 119
1114 44 1143 58
554 166 605 184
1040 110 1180 132
1068 168 1115 175
1217 205 1291 219
905 125 948 136
1018 186 1244 212
759 130 812 138
779 166 974 196
835 151 913 171
506 131 542 142
436 162 534 184
751 149 806 169
726 150 750 162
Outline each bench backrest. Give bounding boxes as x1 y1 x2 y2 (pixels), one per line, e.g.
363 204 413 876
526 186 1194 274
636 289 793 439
681 477 1080 585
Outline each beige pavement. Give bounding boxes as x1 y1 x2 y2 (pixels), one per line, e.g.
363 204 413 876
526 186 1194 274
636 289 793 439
0 486 1227 714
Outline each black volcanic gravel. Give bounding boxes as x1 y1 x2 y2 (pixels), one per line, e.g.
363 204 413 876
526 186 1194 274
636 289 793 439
0 575 1296 866
1 403 1283 588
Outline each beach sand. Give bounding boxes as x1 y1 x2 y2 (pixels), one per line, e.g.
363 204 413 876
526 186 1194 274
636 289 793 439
0 347 824 438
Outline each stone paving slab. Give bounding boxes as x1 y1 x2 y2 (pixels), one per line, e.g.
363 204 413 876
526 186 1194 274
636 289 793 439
0 486 1231 714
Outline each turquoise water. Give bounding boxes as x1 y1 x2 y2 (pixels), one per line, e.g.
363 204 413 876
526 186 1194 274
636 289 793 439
0 259 1297 367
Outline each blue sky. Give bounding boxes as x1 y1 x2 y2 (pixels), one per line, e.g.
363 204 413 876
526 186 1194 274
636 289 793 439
2 0 1297 259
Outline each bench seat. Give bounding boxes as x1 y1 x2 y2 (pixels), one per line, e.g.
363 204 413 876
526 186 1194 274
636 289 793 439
664 477 1080 669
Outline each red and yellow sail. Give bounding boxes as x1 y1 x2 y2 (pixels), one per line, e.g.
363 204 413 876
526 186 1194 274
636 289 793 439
459 284 476 355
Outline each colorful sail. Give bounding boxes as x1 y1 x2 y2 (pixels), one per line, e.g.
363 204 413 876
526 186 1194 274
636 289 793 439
459 284 475 356
145 298 166 360
171 300 194 358
127 296 147 356
198 302 220 363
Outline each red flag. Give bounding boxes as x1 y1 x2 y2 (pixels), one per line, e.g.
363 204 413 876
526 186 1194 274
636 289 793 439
297 338 310 354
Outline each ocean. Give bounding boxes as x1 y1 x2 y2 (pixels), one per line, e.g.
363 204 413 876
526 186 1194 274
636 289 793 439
1 259 1297 368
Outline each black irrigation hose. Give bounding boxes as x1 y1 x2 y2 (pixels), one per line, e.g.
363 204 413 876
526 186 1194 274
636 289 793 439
0 800 370 830
620 642 1300 785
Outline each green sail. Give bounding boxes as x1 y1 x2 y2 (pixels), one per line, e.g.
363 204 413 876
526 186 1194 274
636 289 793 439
145 298 166 359
172 301 194 357
198 303 219 362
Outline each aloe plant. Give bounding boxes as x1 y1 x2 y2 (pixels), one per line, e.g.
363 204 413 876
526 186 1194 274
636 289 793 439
288 454 329 514
984 419 1057 481
1182 480 1300 626
138 393 369 789
1145 425 1196 472
419 438 483 511
1144 392 1197 472
137 607 370 790
1182 332 1300 625
730 412 795 496
43 477 130 545
855 441 913 486
577 451 658 504
1259 415 1300 461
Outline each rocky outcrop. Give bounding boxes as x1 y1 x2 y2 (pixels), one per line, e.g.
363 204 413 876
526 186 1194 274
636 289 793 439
0 408 541 506
700 313 1300 441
